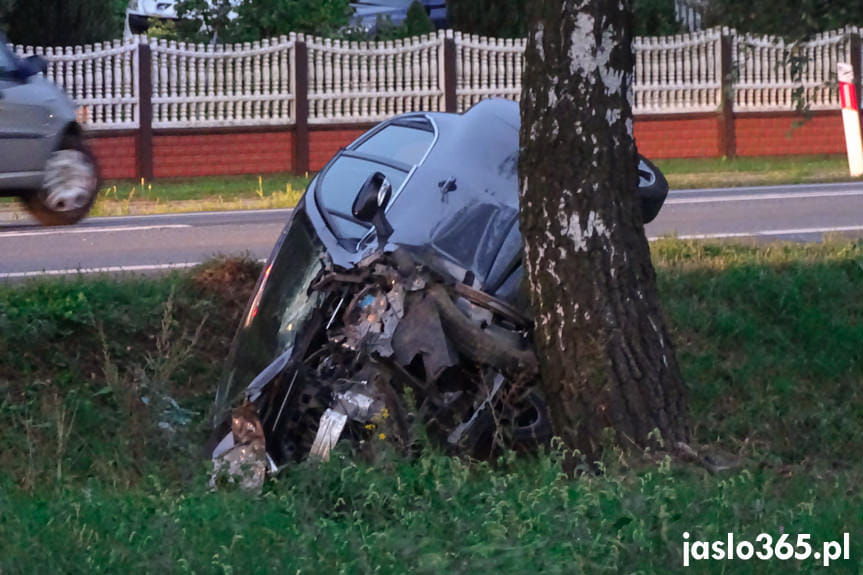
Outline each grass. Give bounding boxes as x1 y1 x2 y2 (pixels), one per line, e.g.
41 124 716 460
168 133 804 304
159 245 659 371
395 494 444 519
90 173 310 216
657 154 854 189
0 172 311 216
1 241 863 573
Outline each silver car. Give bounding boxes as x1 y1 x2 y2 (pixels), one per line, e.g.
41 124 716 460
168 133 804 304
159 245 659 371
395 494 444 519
0 35 99 225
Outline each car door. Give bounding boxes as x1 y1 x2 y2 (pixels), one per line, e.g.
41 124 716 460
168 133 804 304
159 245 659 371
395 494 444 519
0 47 54 176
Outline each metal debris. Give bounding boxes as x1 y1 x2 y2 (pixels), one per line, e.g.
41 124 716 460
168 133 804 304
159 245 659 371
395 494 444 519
309 409 348 461
212 249 552 485
210 401 270 492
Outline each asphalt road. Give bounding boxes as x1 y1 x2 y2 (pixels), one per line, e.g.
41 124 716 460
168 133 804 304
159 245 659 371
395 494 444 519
1 181 863 280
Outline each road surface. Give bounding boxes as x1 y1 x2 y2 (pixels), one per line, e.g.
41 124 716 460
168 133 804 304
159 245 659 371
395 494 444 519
2 181 863 280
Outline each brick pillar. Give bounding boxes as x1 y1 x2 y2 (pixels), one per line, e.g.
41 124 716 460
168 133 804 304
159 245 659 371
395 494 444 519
137 42 154 180
851 34 862 110
293 41 310 176
443 37 457 113
718 33 736 158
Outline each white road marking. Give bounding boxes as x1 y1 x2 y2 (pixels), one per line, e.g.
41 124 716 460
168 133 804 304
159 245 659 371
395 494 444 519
0 261 202 279
666 189 863 205
649 224 863 240
0 224 190 239
674 181 863 194
0 258 269 279
85 207 294 223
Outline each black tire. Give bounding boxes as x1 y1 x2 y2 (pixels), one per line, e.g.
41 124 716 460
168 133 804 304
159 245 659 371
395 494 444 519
23 134 100 226
636 155 669 224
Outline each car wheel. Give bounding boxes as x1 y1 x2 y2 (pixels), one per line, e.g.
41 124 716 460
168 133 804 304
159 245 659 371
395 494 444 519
23 134 100 226
636 155 669 225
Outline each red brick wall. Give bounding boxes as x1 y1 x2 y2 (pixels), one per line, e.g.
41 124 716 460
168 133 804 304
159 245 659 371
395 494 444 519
734 111 845 157
634 115 722 159
152 130 294 178
86 135 137 179
83 113 849 179
309 127 372 171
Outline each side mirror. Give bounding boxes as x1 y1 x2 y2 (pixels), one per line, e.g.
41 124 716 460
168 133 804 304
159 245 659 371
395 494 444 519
635 155 669 224
352 171 392 221
353 171 394 246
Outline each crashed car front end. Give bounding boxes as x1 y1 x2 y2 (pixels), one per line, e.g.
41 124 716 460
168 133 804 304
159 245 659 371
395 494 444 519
209 99 668 489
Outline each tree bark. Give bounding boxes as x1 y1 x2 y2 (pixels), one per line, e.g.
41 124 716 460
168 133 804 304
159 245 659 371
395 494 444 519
518 0 689 458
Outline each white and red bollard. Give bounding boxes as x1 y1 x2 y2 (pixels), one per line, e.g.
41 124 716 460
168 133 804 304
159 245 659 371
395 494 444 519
839 62 863 177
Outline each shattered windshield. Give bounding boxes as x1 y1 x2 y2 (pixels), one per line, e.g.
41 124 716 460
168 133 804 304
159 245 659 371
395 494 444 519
220 208 325 405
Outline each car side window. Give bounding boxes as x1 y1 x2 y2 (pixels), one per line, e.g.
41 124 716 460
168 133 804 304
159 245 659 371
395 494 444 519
355 125 434 166
316 156 407 239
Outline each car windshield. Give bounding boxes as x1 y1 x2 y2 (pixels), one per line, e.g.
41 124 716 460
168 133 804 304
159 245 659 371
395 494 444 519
221 208 326 403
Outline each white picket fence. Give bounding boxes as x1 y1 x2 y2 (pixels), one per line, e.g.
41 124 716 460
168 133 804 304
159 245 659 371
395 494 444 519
633 28 723 113
454 32 524 111
734 28 858 111
11 26 863 131
149 35 297 128
304 33 445 123
15 39 140 130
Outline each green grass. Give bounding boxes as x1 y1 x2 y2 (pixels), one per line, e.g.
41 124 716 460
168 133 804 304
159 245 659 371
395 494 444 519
101 173 311 203
88 173 310 216
2 241 863 573
657 154 854 189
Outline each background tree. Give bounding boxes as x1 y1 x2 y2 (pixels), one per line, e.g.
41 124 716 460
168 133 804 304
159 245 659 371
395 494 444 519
703 0 863 37
2 0 123 45
518 0 689 458
448 0 528 38
175 0 352 43
449 0 680 38
403 1 435 37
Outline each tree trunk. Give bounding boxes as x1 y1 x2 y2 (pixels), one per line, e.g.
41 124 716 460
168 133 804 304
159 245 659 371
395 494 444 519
518 0 689 458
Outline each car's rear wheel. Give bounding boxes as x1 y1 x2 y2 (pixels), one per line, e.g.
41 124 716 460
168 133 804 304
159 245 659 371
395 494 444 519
23 134 99 226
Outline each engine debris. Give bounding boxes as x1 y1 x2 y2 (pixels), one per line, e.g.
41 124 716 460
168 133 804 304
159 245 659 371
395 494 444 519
210 249 551 487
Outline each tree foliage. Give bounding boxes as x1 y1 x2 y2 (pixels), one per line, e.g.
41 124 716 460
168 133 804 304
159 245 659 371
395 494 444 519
404 1 435 37
347 2 435 42
0 0 14 35
448 0 528 38
703 0 863 37
174 0 352 43
1 0 123 45
633 0 680 36
449 0 680 37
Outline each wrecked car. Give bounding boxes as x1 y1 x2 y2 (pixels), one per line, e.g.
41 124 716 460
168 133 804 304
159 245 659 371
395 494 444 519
208 98 669 486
